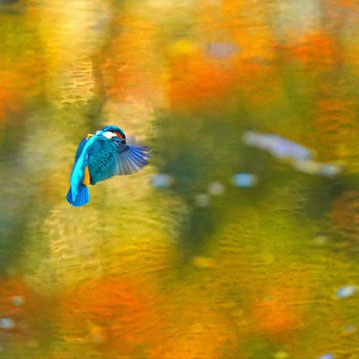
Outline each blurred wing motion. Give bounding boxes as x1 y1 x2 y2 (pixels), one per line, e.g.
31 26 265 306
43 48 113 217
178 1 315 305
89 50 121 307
87 136 151 185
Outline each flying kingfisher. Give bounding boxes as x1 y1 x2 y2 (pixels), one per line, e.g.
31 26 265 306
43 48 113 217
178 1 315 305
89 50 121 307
66 125 150 207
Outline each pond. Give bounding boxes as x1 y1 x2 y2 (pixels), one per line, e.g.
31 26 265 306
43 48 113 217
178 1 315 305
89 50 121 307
1 0 359 358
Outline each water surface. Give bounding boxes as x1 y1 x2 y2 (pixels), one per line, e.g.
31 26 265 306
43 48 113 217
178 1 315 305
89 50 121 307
1 1 359 358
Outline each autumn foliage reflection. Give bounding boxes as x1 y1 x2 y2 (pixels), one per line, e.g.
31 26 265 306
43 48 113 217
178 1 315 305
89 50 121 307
60 277 163 355
1 0 359 358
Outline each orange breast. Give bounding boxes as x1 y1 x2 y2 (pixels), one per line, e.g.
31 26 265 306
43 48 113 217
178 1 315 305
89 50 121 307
83 166 91 186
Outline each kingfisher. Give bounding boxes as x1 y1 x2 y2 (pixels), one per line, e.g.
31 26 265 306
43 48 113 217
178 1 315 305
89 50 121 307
66 125 150 207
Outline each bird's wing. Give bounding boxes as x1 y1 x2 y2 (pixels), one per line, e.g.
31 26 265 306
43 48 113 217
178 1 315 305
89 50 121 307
74 136 88 162
74 134 94 162
87 136 150 185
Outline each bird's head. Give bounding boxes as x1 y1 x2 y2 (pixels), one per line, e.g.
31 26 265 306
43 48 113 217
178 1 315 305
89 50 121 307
100 125 126 142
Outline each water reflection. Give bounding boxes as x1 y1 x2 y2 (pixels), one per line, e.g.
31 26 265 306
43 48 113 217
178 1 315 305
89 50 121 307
1 0 359 358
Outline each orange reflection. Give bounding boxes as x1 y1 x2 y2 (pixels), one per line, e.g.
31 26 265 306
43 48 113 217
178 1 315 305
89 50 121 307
150 297 236 359
100 16 164 104
167 0 278 111
254 297 300 337
0 278 40 341
0 72 24 125
168 50 237 110
0 279 36 316
331 191 359 240
291 32 338 70
251 271 309 339
60 277 163 355
0 88 8 123
314 96 356 160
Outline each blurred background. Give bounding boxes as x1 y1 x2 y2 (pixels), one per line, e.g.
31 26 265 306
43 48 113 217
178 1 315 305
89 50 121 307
1 0 359 358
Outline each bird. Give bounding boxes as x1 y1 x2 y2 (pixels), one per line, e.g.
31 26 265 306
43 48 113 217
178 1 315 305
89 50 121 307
66 125 150 207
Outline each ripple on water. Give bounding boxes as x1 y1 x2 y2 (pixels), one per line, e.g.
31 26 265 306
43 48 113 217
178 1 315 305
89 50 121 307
150 174 173 189
195 193 210 207
233 173 257 188
336 285 357 299
208 182 224 195
318 354 334 359
0 318 14 330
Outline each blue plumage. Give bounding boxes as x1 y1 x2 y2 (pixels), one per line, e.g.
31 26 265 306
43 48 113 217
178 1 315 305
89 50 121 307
66 185 89 207
66 126 150 207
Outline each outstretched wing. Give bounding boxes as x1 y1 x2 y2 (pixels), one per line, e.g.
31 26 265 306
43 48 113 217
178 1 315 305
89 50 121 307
87 136 150 185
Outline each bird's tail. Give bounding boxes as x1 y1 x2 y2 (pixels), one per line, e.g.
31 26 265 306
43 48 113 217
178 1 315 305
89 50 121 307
66 185 89 207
